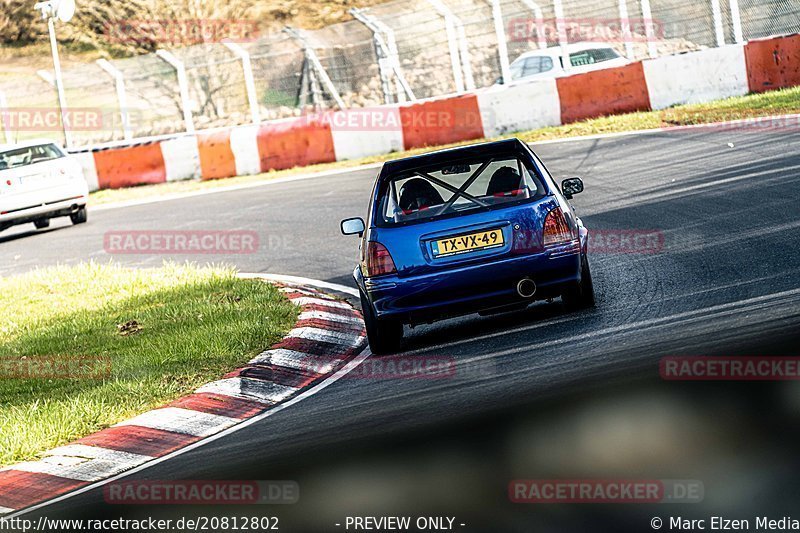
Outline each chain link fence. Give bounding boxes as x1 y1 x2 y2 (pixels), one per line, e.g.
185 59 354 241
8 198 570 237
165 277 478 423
1 0 798 147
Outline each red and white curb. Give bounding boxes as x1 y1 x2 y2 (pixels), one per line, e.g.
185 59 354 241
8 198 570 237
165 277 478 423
0 276 367 517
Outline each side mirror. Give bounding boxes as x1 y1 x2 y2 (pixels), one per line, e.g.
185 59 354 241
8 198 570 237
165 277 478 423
341 217 365 236
561 177 584 200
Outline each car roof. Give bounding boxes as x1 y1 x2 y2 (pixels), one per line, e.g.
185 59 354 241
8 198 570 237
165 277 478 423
0 139 61 152
380 138 529 176
513 42 617 61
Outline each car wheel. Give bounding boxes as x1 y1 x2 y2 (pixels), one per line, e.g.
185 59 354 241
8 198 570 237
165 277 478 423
562 255 596 310
70 206 88 225
360 290 403 355
34 219 50 229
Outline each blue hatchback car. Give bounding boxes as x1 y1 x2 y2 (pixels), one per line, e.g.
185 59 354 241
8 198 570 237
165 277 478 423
341 138 594 353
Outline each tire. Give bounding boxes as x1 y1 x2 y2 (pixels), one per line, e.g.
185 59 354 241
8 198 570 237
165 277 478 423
70 206 88 225
360 290 403 354
33 219 50 229
561 255 596 311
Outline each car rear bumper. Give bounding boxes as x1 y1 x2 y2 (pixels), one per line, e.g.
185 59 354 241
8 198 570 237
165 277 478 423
363 243 582 324
0 194 87 227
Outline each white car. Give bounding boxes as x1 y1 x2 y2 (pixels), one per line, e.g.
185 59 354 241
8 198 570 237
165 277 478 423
0 140 88 232
499 42 631 85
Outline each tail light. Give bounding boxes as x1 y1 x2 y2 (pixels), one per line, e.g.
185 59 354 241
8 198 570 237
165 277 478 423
542 207 575 246
365 241 397 277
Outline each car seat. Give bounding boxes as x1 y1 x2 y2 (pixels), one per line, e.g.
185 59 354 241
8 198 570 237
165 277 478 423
486 166 523 196
398 178 445 213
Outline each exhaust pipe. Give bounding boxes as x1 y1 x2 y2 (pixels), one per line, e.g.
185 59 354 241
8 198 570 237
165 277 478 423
517 278 536 298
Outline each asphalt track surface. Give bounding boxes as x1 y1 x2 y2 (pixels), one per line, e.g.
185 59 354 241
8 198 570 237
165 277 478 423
3 127 800 530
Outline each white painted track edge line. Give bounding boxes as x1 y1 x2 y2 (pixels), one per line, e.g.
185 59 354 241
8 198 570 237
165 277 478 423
6 275 369 519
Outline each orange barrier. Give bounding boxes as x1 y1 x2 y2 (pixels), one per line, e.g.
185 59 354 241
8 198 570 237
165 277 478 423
257 116 336 172
556 63 651 124
197 130 237 181
744 34 800 93
93 143 166 190
400 94 484 150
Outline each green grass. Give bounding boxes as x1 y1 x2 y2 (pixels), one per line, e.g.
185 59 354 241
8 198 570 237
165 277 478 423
0 262 298 466
88 86 800 206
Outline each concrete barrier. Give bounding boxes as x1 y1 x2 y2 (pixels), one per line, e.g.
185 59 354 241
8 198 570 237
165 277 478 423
399 94 484 149
556 62 651 124
477 80 562 137
161 135 200 182
643 45 749 110
257 115 336 172
198 130 236 181
329 106 405 161
72 151 99 192
93 143 166 190
229 125 261 176
745 34 800 93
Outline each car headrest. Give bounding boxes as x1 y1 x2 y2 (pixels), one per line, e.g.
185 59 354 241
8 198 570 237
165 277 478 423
486 166 522 196
398 178 445 212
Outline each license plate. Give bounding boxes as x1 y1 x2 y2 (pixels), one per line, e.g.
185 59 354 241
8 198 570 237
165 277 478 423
432 229 505 258
19 173 46 184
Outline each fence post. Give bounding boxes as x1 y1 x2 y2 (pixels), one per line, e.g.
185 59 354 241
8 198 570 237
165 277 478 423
368 16 416 102
284 27 346 110
425 0 466 92
517 0 548 49
489 0 512 85
350 8 398 104
711 0 726 46
155 50 195 134
351 7 418 103
223 41 261 125
617 0 635 59
552 0 570 71
427 0 475 91
0 91 12 144
640 0 658 58
96 59 133 141
307 59 324 109
36 69 72 146
46 17 72 149
729 0 744 43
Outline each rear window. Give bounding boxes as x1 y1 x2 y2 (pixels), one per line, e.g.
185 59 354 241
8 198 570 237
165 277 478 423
0 144 64 170
569 47 620 67
376 155 547 226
